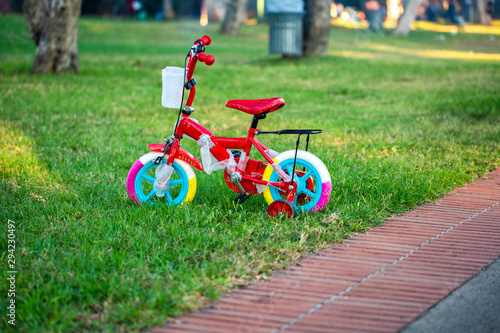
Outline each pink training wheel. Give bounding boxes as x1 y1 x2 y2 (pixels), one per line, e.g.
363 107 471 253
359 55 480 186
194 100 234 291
267 199 295 218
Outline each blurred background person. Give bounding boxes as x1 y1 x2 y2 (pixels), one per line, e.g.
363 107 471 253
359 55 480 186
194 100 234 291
365 0 384 31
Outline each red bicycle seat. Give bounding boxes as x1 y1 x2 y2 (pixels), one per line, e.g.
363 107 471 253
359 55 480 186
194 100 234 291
225 98 285 115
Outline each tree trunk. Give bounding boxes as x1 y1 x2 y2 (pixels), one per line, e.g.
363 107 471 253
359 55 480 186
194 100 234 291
206 0 226 23
475 0 487 24
220 0 248 36
392 0 425 36
163 0 173 19
303 0 331 56
22 0 82 74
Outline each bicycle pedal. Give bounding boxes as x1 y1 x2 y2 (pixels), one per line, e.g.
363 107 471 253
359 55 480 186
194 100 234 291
235 191 252 204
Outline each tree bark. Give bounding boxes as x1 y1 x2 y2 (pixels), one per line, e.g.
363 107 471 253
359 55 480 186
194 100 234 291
22 0 82 74
392 0 425 36
303 0 331 56
220 0 248 36
475 0 487 24
206 0 226 22
163 0 173 19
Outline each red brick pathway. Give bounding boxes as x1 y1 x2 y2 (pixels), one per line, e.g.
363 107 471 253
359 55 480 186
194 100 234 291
152 169 500 333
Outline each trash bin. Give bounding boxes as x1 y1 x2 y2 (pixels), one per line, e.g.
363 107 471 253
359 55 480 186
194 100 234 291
266 0 304 56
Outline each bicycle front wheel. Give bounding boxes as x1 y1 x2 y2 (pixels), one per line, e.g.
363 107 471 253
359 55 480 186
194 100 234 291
127 153 197 206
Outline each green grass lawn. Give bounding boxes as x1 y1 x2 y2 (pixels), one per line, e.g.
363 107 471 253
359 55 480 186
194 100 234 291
1 14 499 332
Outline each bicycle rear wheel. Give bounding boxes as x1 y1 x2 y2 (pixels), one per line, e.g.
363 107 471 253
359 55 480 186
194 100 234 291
262 150 331 213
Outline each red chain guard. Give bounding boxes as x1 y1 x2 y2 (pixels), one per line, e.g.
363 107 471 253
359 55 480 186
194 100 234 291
223 157 268 194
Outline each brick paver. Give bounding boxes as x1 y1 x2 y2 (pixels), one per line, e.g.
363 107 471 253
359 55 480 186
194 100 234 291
151 169 500 333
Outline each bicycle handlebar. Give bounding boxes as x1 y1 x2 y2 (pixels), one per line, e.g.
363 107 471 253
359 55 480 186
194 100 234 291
192 35 215 66
197 35 211 46
197 52 215 66
185 35 214 107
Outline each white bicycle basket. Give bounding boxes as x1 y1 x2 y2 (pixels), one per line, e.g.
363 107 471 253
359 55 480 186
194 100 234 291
162 66 184 109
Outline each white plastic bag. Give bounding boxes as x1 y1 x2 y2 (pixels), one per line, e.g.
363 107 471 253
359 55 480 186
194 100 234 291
154 163 174 197
197 134 236 175
162 66 184 109
237 151 249 172
197 134 218 174
272 162 292 182
268 148 280 159
224 154 238 175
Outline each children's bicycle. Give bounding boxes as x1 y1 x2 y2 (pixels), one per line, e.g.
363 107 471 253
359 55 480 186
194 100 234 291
126 36 331 217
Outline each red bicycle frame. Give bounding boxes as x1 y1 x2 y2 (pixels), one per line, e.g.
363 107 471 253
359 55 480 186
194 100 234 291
153 36 292 194
163 113 285 190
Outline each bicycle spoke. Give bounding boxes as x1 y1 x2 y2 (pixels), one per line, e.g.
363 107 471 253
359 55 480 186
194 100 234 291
303 188 315 199
143 174 155 184
145 189 156 202
165 191 173 204
169 179 183 186
300 170 312 182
